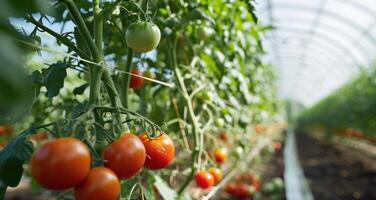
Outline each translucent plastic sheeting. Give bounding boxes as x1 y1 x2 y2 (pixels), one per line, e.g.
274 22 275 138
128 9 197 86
258 0 376 106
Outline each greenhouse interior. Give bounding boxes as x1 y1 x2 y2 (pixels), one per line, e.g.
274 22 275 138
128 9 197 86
0 0 375 199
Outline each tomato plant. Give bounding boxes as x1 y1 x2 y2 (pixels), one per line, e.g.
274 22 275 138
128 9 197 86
0 0 284 199
139 132 175 170
102 134 146 179
30 137 91 190
74 167 120 200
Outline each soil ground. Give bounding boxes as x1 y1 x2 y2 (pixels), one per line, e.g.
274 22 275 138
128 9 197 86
296 133 376 200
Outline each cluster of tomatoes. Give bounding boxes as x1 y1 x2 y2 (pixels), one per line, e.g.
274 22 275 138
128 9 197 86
261 177 284 196
30 132 175 200
224 172 261 199
194 146 228 189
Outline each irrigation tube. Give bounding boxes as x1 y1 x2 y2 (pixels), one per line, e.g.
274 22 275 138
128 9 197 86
283 130 314 200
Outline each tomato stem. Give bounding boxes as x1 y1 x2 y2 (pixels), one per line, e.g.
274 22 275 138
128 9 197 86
169 36 202 195
120 48 134 108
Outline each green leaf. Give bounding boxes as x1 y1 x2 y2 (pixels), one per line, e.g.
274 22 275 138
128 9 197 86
153 175 177 200
186 9 215 24
243 0 258 23
0 129 35 187
142 175 156 200
120 177 138 198
43 62 68 98
73 83 89 95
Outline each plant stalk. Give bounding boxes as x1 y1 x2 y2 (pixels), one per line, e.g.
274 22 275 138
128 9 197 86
120 48 134 108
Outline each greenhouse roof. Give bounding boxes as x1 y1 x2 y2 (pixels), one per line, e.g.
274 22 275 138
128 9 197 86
258 0 376 106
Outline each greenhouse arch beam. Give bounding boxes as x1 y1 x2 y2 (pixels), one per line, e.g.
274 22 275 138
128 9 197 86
261 3 376 46
270 55 344 80
275 26 361 66
270 47 348 74
272 32 356 69
272 18 373 60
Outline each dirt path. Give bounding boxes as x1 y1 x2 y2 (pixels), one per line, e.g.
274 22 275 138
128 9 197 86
296 134 376 200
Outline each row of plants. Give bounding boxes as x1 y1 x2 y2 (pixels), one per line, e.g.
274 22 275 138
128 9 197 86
297 65 376 142
0 0 284 199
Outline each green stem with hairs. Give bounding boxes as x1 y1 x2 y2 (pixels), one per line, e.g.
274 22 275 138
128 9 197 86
168 37 201 195
62 0 103 107
120 48 134 108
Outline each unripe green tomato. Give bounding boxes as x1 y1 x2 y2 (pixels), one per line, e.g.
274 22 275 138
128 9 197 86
234 146 244 158
142 70 156 85
272 177 284 191
126 21 161 53
215 118 225 127
262 182 276 194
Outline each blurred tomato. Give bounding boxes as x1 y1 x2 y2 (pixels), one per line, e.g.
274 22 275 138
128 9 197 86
195 170 214 189
208 168 222 183
273 142 282 151
129 69 144 89
225 182 237 195
219 131 229 142
214 148 228 164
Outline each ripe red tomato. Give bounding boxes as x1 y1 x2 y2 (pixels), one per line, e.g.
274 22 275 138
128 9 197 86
126 21 161 53
0 127 5 136
74 167 120 200
139 133 175 170
195 170 215 189
243 172 261 191
214 148 228 164
129 69 144 89
225 182 237 194
30 137 91 190
102 133 146 179
208 168 222 183
273 142 282 151
234 183 252 198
